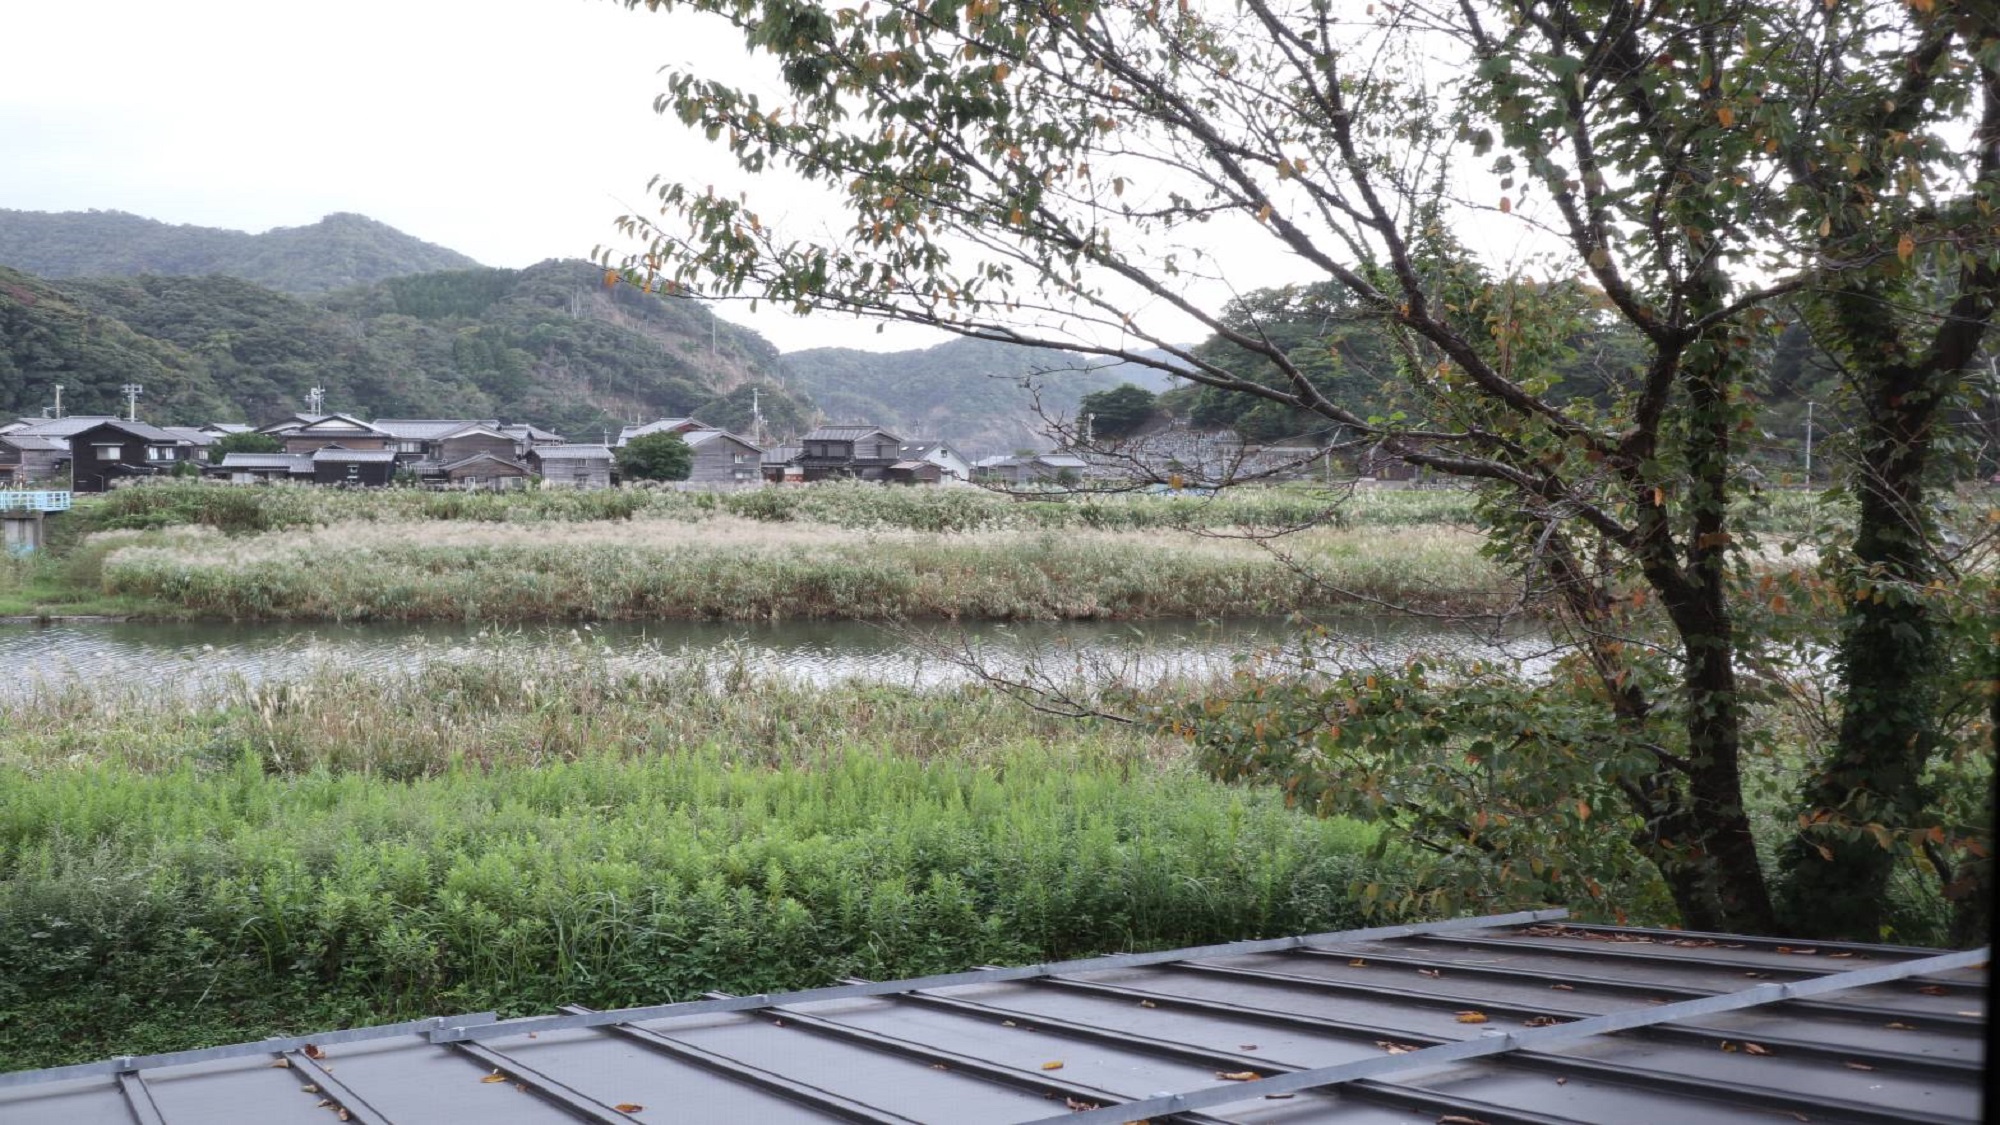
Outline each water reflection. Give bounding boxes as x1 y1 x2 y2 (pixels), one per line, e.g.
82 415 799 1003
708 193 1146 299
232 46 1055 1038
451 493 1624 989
0 617 1551 702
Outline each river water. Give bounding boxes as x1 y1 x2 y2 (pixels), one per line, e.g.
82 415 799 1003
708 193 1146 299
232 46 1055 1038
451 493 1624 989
0 617 1552 702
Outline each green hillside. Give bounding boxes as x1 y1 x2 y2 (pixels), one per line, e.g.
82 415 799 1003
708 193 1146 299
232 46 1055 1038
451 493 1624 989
0 260 811 437
780 336 1180 453
0 210 480 295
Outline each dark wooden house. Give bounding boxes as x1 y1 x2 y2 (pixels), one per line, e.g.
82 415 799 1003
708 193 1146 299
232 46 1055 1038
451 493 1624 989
796 425 905 482
680 429 765 485
67 420 194 493
529 445 615 490
310 447 397 487
437 453 532 490
0 434 71 487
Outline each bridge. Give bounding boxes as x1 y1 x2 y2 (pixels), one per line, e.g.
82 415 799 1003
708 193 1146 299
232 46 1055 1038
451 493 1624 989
1 490 71 555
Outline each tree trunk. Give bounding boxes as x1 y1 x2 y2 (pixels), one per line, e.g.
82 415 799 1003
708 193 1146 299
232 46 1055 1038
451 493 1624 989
1781 364 1942 941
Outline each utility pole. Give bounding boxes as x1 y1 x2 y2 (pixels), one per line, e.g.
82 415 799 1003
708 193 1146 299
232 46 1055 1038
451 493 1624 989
306 387 326 416
751 387 764 445
52 384 62 420
120 383 143 422
1803 400 1816 487
1083 412 1094 445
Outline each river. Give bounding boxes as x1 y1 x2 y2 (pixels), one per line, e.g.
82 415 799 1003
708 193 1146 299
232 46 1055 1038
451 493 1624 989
0 616 1553 701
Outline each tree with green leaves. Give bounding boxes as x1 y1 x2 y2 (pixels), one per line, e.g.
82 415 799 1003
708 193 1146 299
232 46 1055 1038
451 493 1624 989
1076 383 1159 440
208 431 281 462
616 431 695 481
609 0 1997 937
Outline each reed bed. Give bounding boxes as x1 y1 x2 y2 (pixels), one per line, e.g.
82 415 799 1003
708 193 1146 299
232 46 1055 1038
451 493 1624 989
0 654 1391 1070
96 519 1512 623
80 478 1486 536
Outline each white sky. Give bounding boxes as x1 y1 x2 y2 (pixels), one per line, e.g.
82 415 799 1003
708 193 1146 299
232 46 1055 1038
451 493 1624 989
0 0 951 352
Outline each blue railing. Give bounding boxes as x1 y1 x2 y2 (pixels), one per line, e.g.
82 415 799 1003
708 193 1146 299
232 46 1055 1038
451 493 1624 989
0 490 72 513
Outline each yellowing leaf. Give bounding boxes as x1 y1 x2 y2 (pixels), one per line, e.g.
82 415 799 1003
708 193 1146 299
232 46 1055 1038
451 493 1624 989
1819 215 1832 237
1897 231 1916 262
1216 1070 1261 1081
1499 196 1512 214
1575 799 1591 822
992 62 1012 82
1456 1011 1490 1024
615 1105 645 1114
1844 1061 1875 1071
1717 105 1735 128
1041 1060 1065 1070
1348 958 1368 968
1743 1042 1772 1056
1256 203 1273 223
481 1073 510 1084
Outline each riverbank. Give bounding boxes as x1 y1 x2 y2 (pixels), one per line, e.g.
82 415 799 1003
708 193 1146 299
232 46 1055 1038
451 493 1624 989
0 654 1400 1070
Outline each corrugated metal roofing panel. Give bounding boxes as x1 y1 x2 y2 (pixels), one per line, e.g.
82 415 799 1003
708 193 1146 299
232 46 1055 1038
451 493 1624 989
0 912 1983 1124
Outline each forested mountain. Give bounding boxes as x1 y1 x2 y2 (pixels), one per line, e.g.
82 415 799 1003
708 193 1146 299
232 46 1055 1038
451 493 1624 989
0 210 480 295
780 336 1180 452
0 260 812 438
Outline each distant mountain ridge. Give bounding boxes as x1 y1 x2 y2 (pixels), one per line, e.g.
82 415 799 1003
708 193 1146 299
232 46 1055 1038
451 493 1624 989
781 337 1182 454
0 209 481 294
0 259 812 439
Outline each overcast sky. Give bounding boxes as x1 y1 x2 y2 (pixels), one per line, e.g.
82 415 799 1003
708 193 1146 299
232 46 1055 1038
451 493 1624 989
0 0 955 352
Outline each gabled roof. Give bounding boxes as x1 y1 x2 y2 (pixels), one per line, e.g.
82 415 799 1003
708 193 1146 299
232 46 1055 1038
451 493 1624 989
70 419 182 444
802 424 903 443
371 418 495 441
618 418 709 445
256 413 330 435
201 423 254 435
529 444 614 461
160 426 218 446
762 443 802 464
438 452 530 474
499 423 565 443
218 453 315 472
0 434 70 453
681 428 761 452
0 911 1983 1124
9 415 124 438
290 413 389 437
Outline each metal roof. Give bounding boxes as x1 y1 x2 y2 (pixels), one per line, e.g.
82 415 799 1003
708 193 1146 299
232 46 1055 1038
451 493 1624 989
0 434 70 452
0 911 1984 1124
372 419 498 440
681 428 760 451
311 448 397 464
618 419 708 445
803 425 903 443
7 416 124 437
217 453 315 471
531 445 614 461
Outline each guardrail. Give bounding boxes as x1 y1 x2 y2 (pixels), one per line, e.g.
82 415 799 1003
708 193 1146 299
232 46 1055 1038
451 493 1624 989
0 490 72 512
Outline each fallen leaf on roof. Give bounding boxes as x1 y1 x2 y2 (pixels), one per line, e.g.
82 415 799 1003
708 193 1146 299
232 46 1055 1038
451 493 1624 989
1217 1071 1260 1081
1720 1041 1738 1053
1744 971 1770 978
1549 983 1575 991
1885 1021 1917 1030
1843 1061 1874 1071
1455 1011 1489 1024
1776 946 1818 955
1418 969 1442 979
481 1072 510 1084
1004 1020 1018 1028
337 1111 350 1123
1826 951 1853 958
1522 1016 1562 1028
931 1064 948 1071
1554 1077 1569 1086
1916 985 1946 996
772 1019 786 1028
1375 1040 1417 1055
270 1059 290 1068
301 1085 319 1094
614 1105 644 1115
1238 1044 1258 1051
1265 1092 1296 1099
1743 1042 1772 1056
315 1099 334 1109
1438 1115 1491 1124
1348 958 1368 967
303 1044 325 1060
1041 1061 1065 1070
1065 1098 1099 1111
1138 1000 1157 1009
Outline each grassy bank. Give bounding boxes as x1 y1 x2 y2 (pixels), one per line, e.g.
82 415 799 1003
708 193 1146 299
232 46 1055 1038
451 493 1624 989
0 655 1394 1070
93 517 1510 623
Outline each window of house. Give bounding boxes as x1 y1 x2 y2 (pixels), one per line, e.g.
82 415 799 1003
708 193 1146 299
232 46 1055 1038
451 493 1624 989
94 444 123 461
733 452 750 464
346 464 360 479
877 444 893 459
146 446 173 461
